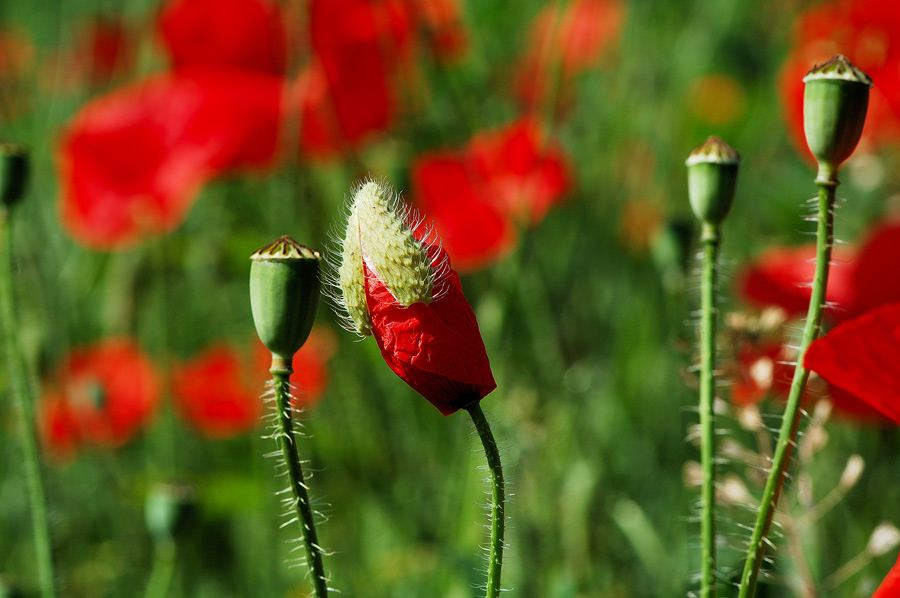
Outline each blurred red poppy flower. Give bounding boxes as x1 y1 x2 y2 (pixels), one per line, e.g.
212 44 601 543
59 69 284 248
159 0 287 75
515 0 625 108
413 118 571 271
412 0 468 59
364 243 496 415
38 338 161 457
805 302 900 424
253 328 334 409
171 345 263 437
781 0 900 159
873 550 900 598
739 220 900 323
731 341 794 408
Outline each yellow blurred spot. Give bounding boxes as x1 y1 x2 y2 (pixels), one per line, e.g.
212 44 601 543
688 74 747 125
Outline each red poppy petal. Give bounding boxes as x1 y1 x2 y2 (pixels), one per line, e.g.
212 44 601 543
414 153 515 271
852 221 900 316
873 551 900 598
172 345 262 437
738 244 856 320
59 70 283 248
158 0 287 75
364 256 496 415
805 302 900 424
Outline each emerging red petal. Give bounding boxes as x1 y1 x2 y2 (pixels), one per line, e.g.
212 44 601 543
873 550 900 598
172 345 263 438
737 244 856 321
59 70 283 248
45 338 161 448
158 0 288 76
364 250 496 416
805 302 900 425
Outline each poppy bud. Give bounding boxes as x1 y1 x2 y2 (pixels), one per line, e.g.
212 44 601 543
803 55 872 177
250 236 321 368
0 142 29 210
685 136 740 228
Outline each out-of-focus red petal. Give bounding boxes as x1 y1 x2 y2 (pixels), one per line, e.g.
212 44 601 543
468 119 570 224
414 153 515 271
49 338 161 447
364 251 496 416
172 345 262 438
59 70 283 248
158 0 287 75
851 221 900 317
737 244 856 321
805 302 900 425
37 393 81 460
413 0 468 59
252 329 332 408
873 551 900 598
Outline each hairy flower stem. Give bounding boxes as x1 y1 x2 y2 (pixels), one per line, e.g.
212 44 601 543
271 367 328 598
465 402 505 598
699 222 720 598
0 210 56 598
738 167 837 598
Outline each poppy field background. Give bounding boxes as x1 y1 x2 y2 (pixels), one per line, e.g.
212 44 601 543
2 0 900 596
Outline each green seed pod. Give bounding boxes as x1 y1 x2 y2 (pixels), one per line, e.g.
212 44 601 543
144 482 197 543
0 142 29 210
250 236 321 365
803 55 872 176
685 136 740 227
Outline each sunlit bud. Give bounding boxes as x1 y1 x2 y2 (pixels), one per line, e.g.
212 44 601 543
839 455 865 491
867 523 900 557
803 55 872 178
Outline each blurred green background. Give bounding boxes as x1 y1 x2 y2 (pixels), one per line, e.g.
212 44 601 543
2 0 899 596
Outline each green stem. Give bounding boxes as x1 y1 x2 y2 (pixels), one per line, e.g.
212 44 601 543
465 402 505 598
143 540 176 598
738 167 837 598
270 366 329 598
699 222 720 598
0 210 56 598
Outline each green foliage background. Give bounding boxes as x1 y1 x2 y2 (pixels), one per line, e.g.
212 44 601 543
2 0 899 596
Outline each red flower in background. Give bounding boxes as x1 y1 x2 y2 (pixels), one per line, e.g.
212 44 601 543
253 328 334 409
59 70 283 247
781 0 900 158
515 0 624 108
364 242 496 415
59 0 455 248
171 345 263 437
873 550 900 598
38 338 161 458
413 119 571 271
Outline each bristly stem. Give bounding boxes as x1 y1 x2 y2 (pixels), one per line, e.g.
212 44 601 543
270 366 329 598
465 401 505 598
699 222 720 598
0 210 57 598
738 166 837 598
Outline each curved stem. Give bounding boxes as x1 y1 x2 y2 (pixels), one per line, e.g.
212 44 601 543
143 540 176 598
270 367 329 598
699 223 720 598
0 210 56 598
465 402 505 598
738 168 837 598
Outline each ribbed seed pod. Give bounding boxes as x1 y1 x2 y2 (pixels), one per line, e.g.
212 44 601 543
686 136 741 228
803 55 872 175
250 236 321 365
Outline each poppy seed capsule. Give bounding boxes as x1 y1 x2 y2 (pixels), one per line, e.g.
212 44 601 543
803 55 872 177
686 136 740 227
0 142 29 210
250 236 321 367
